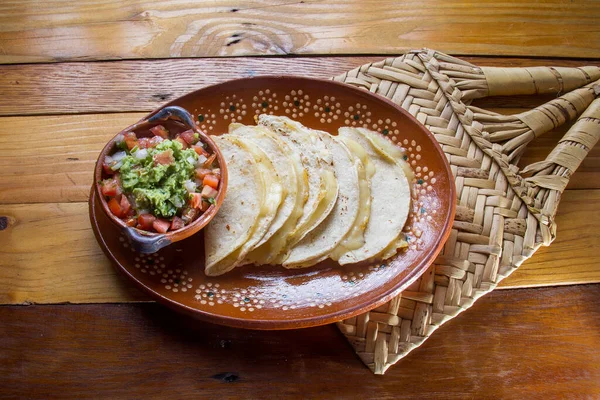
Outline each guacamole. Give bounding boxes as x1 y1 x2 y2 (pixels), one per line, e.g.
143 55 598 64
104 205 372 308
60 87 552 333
119 140 198 218
101 126 221 233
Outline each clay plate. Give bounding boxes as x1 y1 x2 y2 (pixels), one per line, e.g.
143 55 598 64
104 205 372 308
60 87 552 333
89 76 456 330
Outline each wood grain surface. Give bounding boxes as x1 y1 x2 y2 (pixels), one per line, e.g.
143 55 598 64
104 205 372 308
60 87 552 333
1 110 597 207
2 284 599 398
2 0 599 387
0 190 598 305
1 56 599 116
1 0 599 64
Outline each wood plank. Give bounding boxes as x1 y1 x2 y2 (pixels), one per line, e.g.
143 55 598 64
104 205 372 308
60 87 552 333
500 190 600 289
1 56 599 116
0 190 598 304
0 113 145 205
0 202 149 304
1 1 599 64
2 106 598 207
1 285 599 398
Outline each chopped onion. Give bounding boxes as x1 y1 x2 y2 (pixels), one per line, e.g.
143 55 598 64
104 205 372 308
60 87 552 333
114 133 124 144
138 209 150 215
186 156 196 165
110 160 123 171
134 148 148 159
112 150 127 162
104 155 114 165
170 196 184 208
196 155 207 166
184 180 197 193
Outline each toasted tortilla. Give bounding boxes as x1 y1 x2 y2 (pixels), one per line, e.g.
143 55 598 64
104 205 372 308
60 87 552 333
360 128 415 183
257 115 338 262
357 128 413 261
336 127 411 265
242 127 308 265
329 136 374 260
283 134 361 268
224 135 283 264
204 136 265 276
229 123 297 249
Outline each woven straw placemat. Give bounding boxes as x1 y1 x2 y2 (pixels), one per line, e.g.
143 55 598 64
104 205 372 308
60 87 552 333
332 49 600 374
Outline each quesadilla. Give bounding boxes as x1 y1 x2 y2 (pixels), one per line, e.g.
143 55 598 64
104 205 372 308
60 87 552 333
283 134 361 268
335 127 411 265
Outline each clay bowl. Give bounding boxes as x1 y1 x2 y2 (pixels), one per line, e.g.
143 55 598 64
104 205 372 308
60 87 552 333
93 106 228 253
90 77 456 330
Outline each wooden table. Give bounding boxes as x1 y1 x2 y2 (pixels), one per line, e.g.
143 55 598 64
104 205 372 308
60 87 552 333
1 1 600 398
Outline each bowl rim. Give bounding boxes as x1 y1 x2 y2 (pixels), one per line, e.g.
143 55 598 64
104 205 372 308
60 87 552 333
93 107 228 245
91 75 456 330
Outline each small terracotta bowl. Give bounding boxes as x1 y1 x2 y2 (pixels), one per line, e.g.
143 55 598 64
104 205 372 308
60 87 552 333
93 106 228 254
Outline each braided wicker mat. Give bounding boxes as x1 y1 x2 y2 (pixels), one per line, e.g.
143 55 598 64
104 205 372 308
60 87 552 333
332 49 600 374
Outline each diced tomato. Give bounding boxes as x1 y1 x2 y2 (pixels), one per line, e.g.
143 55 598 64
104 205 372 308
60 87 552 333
148 136 163 148
190 193 202 209
201 185 218 199
108 197 123 218
138 214 156 230
200 200 210 212
124 131 138 150
137 137 150 149
180 130 198 146
150 125 169 139
170 216 185 231
153 149 174 166
120 195 131 215
175 137 188 149
203 153 217 168
101 178 118 197
102 162 115 175
181 207 199 224
203 174 219 189
195 168 212 180
152 218 170 233
192 144 209 157
125 217 137 227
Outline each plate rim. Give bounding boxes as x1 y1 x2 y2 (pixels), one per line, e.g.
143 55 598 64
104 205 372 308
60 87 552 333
90 75 457 330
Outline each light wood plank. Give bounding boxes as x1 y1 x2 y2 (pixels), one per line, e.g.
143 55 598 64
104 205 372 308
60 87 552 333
2 110 597 206
0 0 599 63
2 286 599 397
0 57 374 116
0 113 145 204
0 190 598 304
1 56 599 116
0 202 148 304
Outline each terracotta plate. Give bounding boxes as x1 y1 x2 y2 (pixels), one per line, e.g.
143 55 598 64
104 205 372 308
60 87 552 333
90 77 456 330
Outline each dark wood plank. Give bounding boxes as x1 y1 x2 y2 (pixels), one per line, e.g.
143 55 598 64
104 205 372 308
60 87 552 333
0 56 599 116
1 1 599 64
1 285 599 398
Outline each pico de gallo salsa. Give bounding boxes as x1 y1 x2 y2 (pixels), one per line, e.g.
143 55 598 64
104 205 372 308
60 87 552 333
99 125 221 233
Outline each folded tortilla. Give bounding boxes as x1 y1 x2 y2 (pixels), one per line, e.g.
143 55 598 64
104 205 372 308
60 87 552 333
283 134 361 268
329 136 374 260
228 135 284 264
335 127 411 265
257 115 338 263
229 123 298 250
204 136 265 276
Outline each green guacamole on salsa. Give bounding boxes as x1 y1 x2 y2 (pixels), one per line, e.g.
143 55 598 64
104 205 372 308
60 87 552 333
120 140 197 218
100 126 221 233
